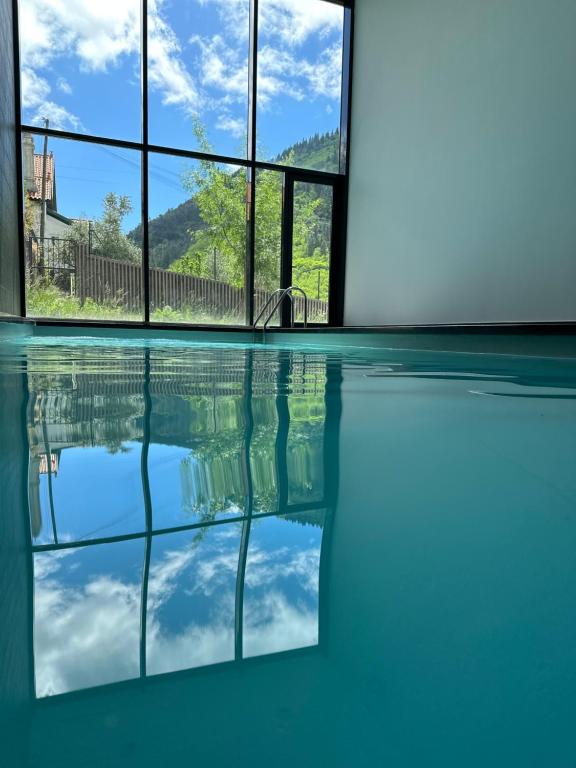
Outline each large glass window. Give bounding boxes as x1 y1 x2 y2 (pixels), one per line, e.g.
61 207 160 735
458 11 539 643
148 152 247 325
19 0 141 141
257 0 344 174
148 0 250 159
23 136 143 321
17 0 352 326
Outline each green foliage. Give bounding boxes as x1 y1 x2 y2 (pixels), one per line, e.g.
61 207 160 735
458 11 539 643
275 129 340 174
254 167 283 291
151 303 242 325
173 391 328 521
137 128 338 294
26 279 137 320
292 191 330 301
173 122 248 286
26 280 240 324
71 193 141 263
128 199 204 268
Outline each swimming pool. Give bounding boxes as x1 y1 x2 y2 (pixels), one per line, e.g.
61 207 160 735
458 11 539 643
1 325 576 766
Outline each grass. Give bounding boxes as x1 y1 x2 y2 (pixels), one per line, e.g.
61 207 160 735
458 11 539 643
26 281 244 326
26 281 327 326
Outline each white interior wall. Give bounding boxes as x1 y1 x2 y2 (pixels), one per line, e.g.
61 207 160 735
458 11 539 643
344 0 576 325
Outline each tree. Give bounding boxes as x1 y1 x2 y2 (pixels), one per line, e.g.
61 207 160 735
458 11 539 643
169 121 332 296
70 193 141 263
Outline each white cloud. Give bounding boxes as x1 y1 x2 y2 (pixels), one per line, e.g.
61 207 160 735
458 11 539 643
20 67 50 107
19 0 140 72
257 41 342 109
57 77 72 95
19 0 139 131
19 0 201 125
257 46 305 107
300 42 343 101
21 66 84 131
191 34 248 100
196 0 250 41
259 0 343 47
200 0 342 47
216 115 246 138
148 0 202 115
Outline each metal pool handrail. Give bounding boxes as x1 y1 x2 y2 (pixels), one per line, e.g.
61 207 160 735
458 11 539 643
254 286 308 330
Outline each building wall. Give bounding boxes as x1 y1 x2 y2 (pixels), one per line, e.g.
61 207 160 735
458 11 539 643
0 0 21 316
344 0 576 325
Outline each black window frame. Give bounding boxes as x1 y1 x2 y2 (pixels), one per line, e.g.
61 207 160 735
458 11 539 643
13 0 354 329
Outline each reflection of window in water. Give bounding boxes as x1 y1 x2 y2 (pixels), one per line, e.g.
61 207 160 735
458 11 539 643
27 347 339 698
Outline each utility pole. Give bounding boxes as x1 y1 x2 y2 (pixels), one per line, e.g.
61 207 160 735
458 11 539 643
39 118 49 270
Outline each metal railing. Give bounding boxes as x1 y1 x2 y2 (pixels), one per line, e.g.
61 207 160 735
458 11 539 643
254 286 308 330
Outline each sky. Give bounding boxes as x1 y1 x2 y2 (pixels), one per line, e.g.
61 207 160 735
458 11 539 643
19 0 344 231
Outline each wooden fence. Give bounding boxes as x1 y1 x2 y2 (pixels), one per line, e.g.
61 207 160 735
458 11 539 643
75 247 327 321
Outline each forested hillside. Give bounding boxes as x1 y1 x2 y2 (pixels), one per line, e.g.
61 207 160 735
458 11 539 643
128 199 204 269
129 130 339 272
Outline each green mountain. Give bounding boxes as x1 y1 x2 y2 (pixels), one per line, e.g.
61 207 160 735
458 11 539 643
128 199 204 269
276 129 340 172
129 130 340 270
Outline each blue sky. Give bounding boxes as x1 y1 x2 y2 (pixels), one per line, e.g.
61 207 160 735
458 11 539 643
20 0 343 231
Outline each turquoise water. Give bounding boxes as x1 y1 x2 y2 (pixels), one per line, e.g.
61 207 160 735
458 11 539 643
1 333 576 766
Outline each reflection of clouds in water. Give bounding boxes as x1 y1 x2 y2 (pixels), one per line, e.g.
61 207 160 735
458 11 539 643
146 593 236 675
146 532 238 674
34 529 321 697
245 544 321 594
34 552 141 698
244 591 319 657
243 541 321 657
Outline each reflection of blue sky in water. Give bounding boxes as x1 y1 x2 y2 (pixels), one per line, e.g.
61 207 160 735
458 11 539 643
244 514 323 658
33 515 323 697
36 443 145 543
146 524 241 676
24 340 331 698
34 539 144 698
149 443 244 528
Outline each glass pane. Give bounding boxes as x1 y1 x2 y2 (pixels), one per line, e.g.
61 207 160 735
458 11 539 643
27 373 146 544
250 373 280 514
287 354 326 504
31 443 145 545
256 0 344 173
254 169 283 326
26 341 148 544
149 153 247 325
146 524 241 676
292 181 332 323
149 390 247 529
34 539 143 697
23 134 143 321
243 511 325 658
148 0 249 158
19 0 141 141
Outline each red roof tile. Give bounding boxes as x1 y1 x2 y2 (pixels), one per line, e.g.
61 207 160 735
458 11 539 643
29 154 55 202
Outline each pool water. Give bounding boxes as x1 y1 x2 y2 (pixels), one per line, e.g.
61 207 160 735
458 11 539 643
1 333 576 766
